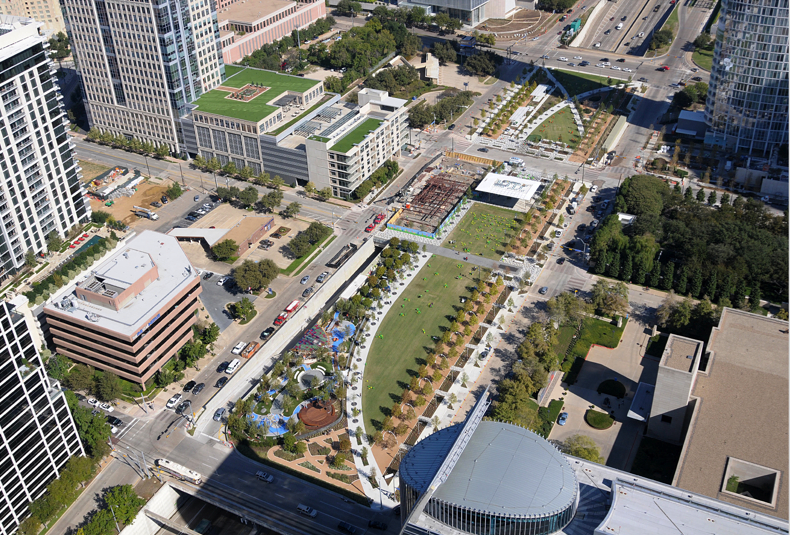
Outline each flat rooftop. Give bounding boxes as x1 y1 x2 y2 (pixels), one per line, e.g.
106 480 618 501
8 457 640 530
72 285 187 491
476 172 541 200
44 231 199 337
329 118 383 153
222 0 291 23
222 217 271 245
191 66 321 122
675 308 789 519
661 335 701 373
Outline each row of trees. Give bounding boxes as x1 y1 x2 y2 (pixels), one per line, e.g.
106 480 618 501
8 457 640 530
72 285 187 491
287 222 333 258
86 128 170 159
24 235 117 304
408 90 474 128
353 160 399 200
240 16 335 72
590 175 788 303
464 50 503 77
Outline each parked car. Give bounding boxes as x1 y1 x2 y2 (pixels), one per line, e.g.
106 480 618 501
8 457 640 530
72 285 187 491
365 224 375 232
99 403 114 413
216 376 228 388
338 522 357 534
558 412 568 426
150 201 162 208
185 216 197 222
300 275 310 285
213 408 226 421
192 383 205 395
231 342 246 355
194 195 200 202
478 147 489 152
166 394 183 409
302 287 314 298
183 381 196 392
161 195 168 204
261 327 275 339
217 276 230 286
202 271 213 280
87 398 99 406
217 361 228 373
316 271 329 283
369 520 388 530
557 258 566 265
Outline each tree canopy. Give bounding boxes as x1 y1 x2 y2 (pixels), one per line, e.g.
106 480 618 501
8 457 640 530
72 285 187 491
212 239 238 261
232 259 279 291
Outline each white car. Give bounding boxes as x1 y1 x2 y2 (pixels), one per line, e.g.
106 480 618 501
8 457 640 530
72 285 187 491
110 425 118 435
99 403 114 413
623 68 633 72
231 341 246 355
166 393 183 409
638 32 645 37
596 63 605 68
602 62 611 66
590 185 599 193
611 66 621 70
573 55 583 60
87 398 98 406
558 57 568 61
217 276 229 286
532 36 539 41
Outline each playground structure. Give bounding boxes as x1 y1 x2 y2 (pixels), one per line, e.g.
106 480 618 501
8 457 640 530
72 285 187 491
298 399 337 430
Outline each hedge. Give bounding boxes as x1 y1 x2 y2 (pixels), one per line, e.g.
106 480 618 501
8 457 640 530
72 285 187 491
585 409 614 430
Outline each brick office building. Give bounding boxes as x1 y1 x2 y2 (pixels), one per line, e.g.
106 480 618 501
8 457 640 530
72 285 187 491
43 231 202 387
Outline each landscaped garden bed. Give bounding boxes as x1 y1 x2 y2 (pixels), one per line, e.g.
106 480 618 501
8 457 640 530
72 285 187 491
585 409 614 430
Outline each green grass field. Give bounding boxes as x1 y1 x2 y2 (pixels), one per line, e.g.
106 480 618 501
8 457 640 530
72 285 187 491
527 107 581 149
550 69 618 97
362 256 474 432
442 203 520 260
192 66 321 121
330 119 384 153
692 46 714 71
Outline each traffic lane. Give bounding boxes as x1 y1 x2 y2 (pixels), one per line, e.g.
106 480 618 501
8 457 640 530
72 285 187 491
616 3 674 55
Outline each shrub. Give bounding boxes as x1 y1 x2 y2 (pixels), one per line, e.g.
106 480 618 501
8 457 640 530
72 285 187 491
585 409 614 429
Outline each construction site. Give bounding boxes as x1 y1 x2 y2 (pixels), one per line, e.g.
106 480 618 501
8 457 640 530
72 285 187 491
389 156 486 238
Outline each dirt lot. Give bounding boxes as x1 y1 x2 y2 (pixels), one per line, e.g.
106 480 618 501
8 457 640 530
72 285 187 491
89 178 176 225
77 159 110 183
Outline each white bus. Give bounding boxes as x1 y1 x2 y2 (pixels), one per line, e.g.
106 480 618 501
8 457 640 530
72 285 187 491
156 459 202 484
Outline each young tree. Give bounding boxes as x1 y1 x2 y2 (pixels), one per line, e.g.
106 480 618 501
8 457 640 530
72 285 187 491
696 188 706 203
104 485 146 525
96 372 122 401
707 189 718 205
237 186 259 207
564 434 604 463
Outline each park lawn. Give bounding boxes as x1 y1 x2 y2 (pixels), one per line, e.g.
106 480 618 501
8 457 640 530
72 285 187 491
442 203 521 260
362 256 474 432
549 69 614 97
569 316 627 360
527 107 580 149
692 46 714 71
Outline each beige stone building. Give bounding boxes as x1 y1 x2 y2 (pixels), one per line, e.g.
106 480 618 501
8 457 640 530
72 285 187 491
0 0 64 32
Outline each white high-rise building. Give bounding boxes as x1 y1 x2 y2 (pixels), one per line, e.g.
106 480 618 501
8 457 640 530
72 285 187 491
0 299 84 535
705 0 789 156
61 0 226 154
0 17 90 277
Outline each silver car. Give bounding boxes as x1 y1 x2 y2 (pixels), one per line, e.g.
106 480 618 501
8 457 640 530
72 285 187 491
213 408 226 421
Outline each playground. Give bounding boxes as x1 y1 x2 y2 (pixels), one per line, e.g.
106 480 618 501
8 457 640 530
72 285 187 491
442 203 521 261
362 256 474 434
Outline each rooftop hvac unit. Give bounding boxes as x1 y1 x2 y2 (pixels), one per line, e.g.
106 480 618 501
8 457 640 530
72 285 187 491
86 312 99 323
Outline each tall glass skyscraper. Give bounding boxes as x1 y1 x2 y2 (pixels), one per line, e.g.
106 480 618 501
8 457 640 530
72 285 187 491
0 300 84 534
61 0 226 154
705 0 789 156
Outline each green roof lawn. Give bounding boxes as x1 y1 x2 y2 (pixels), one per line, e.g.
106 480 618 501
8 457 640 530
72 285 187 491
192 67 321 122
329 119 383 153
223 65 244 78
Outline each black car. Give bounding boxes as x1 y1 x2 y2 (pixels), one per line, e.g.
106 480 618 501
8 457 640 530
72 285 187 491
176 400 191 415
368 520 388 530
557 258 566 265
217 361 228 373
600 57 609 62
150 201 162 208
578 223 587 230
216 376 228 388
337 522 357 534
184 380 196 392
161 195 168 204
302 287 314 298
478 148 489 152
261 327 275 339
448 124 456 131
202 271 213 280
106 415 123 427
616 58 625 62
192 383 205 395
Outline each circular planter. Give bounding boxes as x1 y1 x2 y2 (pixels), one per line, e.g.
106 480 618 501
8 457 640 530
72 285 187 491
585 409 614 430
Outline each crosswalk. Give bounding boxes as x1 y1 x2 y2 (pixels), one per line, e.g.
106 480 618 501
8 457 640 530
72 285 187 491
450 135 473 153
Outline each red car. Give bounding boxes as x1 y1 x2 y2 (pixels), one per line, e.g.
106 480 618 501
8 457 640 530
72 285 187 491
274 312 288 325
374 213 385 224
661 65 670 71
365 224 375 233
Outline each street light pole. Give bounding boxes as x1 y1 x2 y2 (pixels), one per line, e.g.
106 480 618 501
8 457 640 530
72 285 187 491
179 163 186 186
143 154 152 178
109 505 121 534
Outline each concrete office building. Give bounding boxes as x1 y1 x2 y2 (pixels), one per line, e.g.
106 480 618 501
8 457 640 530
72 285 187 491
398 388 790 535
61 0 226 154
704 0 789 156
0 300 84 535
184 67 407 198
0 0 64 32
216 0 326 65
43 231 202 387
399 0 515 26
649 308 788 520
0 16 90 277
